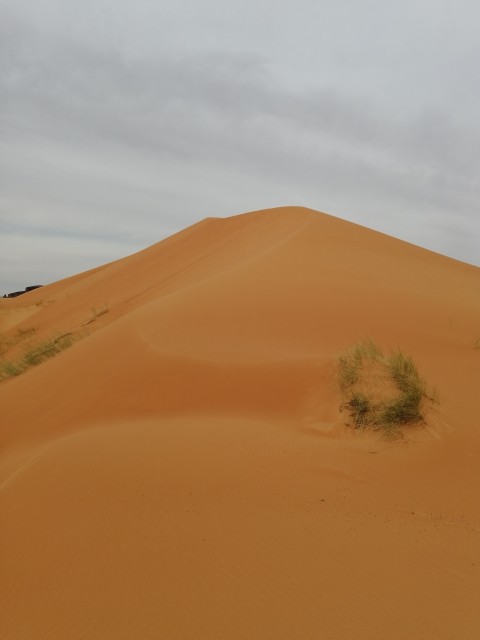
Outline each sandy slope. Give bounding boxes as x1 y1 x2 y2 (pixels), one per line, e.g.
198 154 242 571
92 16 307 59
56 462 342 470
1 207 479 639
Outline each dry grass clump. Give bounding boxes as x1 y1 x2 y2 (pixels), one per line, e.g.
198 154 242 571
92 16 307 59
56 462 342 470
338 339 432 437
0 334 75 381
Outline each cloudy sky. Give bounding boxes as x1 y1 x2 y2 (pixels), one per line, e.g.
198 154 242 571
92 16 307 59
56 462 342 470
1 0 479 293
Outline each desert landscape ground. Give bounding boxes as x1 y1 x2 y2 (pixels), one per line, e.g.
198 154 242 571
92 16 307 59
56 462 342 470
1 206 479 639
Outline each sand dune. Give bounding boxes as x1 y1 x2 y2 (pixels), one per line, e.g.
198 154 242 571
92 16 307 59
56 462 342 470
1 207 479 639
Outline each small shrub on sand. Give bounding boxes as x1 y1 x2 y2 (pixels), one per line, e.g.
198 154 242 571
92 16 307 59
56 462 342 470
338 339 432 436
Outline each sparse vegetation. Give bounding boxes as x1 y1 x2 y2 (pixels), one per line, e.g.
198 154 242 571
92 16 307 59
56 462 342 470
338 339 433 437
338 338 382 391
0 333 76 381
0 304 108 381
0 327 36 356
1 361 24 378
81 304 109 327
348 392 372 426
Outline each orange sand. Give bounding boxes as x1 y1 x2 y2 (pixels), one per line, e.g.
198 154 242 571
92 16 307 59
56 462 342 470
1 207 479 639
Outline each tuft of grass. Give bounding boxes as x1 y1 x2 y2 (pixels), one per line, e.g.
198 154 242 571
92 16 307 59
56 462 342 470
338 354 359 390
388 351 423 392
0 333 75 381
338 338 382 391
349 392 372 426
338 339 432 436
380 388 423 425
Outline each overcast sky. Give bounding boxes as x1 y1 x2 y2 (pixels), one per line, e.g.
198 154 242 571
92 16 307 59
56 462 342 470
1 0 479 293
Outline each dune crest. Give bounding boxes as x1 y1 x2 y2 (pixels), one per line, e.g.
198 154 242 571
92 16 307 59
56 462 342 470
1 207 480 639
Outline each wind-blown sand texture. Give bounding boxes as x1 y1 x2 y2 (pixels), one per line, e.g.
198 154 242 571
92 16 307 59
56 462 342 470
1 207 479 639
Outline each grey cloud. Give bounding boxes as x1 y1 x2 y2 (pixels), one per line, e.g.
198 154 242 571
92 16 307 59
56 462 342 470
1 3 479 293
1 232 137 294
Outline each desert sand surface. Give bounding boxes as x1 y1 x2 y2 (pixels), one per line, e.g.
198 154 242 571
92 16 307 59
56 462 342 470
1 206 479 639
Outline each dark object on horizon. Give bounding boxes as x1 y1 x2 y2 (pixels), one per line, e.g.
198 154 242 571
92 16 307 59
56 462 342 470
2 285 43 299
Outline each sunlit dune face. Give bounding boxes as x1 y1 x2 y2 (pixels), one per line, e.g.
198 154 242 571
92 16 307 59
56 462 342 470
1 207 479 640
